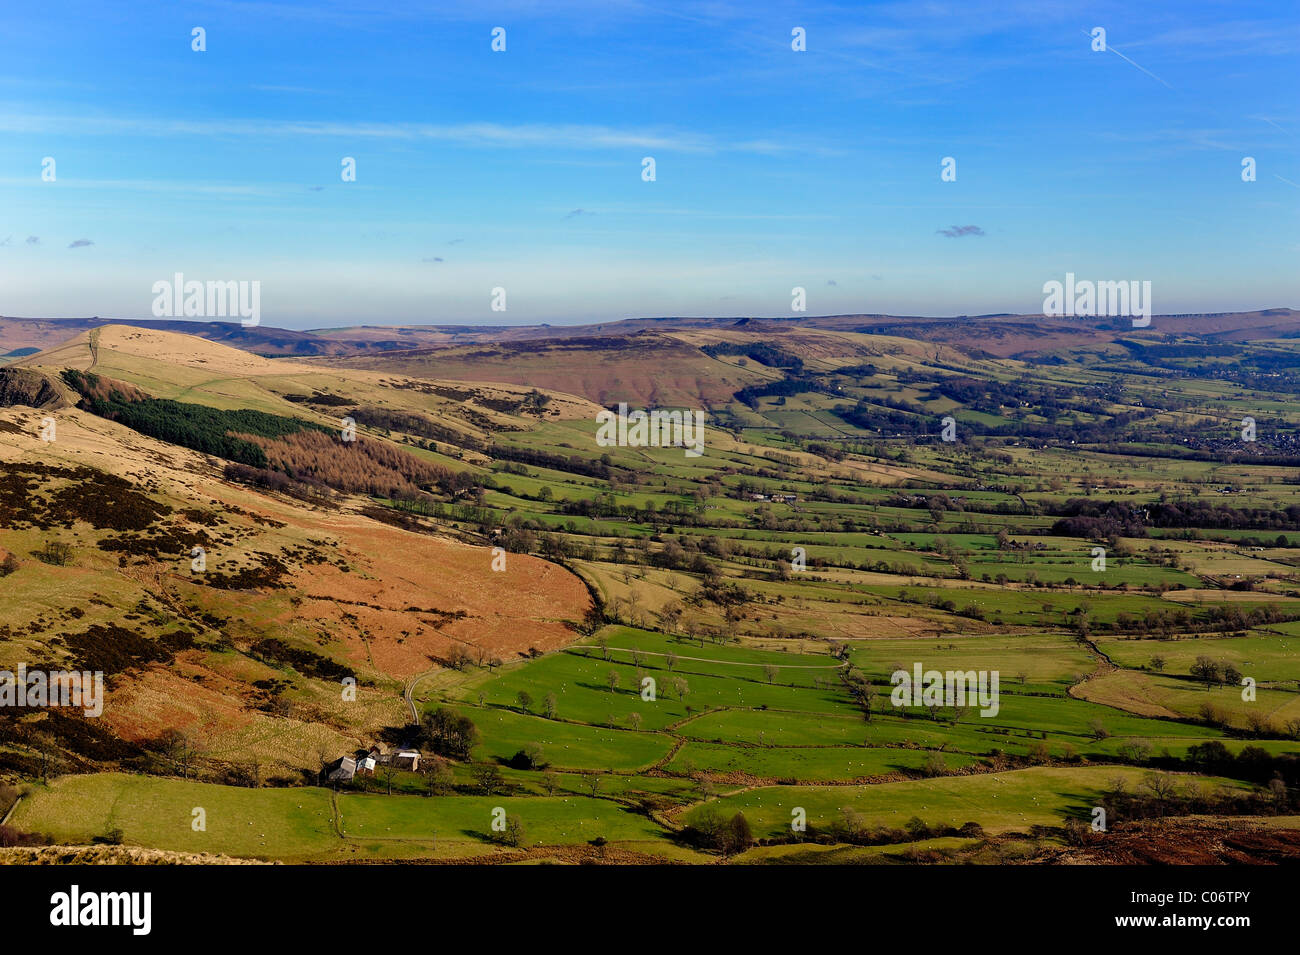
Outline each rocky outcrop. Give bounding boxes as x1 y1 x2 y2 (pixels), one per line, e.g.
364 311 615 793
0 368 76 410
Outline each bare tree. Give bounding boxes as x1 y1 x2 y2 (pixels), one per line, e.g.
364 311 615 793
472 762 505 795
673 677 690 702
424 757 455 796
157 729 201 780
36 540 72 566
1141 773 1178 815
30 731 58 783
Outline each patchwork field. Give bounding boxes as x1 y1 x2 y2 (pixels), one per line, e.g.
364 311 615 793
3 316 1300 864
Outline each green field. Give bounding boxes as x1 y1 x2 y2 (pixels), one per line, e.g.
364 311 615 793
694 766 1254 838
12 772 675 861
8 313 1300 865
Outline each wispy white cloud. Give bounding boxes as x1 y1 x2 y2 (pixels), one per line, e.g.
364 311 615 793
250 83 332 94
548 203 835 220
1126 20 1300 58
0 175 282 196
0 112 796 154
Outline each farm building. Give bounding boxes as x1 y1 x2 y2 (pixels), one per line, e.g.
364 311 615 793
324 756 357 783
390 749 421 771
323 745 390 783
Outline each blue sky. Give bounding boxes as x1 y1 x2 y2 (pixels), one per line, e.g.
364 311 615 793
0 0 1296 327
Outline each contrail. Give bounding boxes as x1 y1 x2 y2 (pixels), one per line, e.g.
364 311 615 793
1107 46 1174 89
1257 116 1297 142
1080 28 1173 89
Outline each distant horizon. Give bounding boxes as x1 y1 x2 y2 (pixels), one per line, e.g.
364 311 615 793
3 305 1298 335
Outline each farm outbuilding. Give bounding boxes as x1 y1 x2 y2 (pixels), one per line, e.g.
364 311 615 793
391 749 421 771
325 756 357 783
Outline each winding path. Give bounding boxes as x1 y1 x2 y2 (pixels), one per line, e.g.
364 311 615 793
404 666 441 724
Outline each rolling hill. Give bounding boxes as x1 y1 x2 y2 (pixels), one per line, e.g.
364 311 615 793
1 314 1298 864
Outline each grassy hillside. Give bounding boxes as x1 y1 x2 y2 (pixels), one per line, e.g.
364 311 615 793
3 320 1299 864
